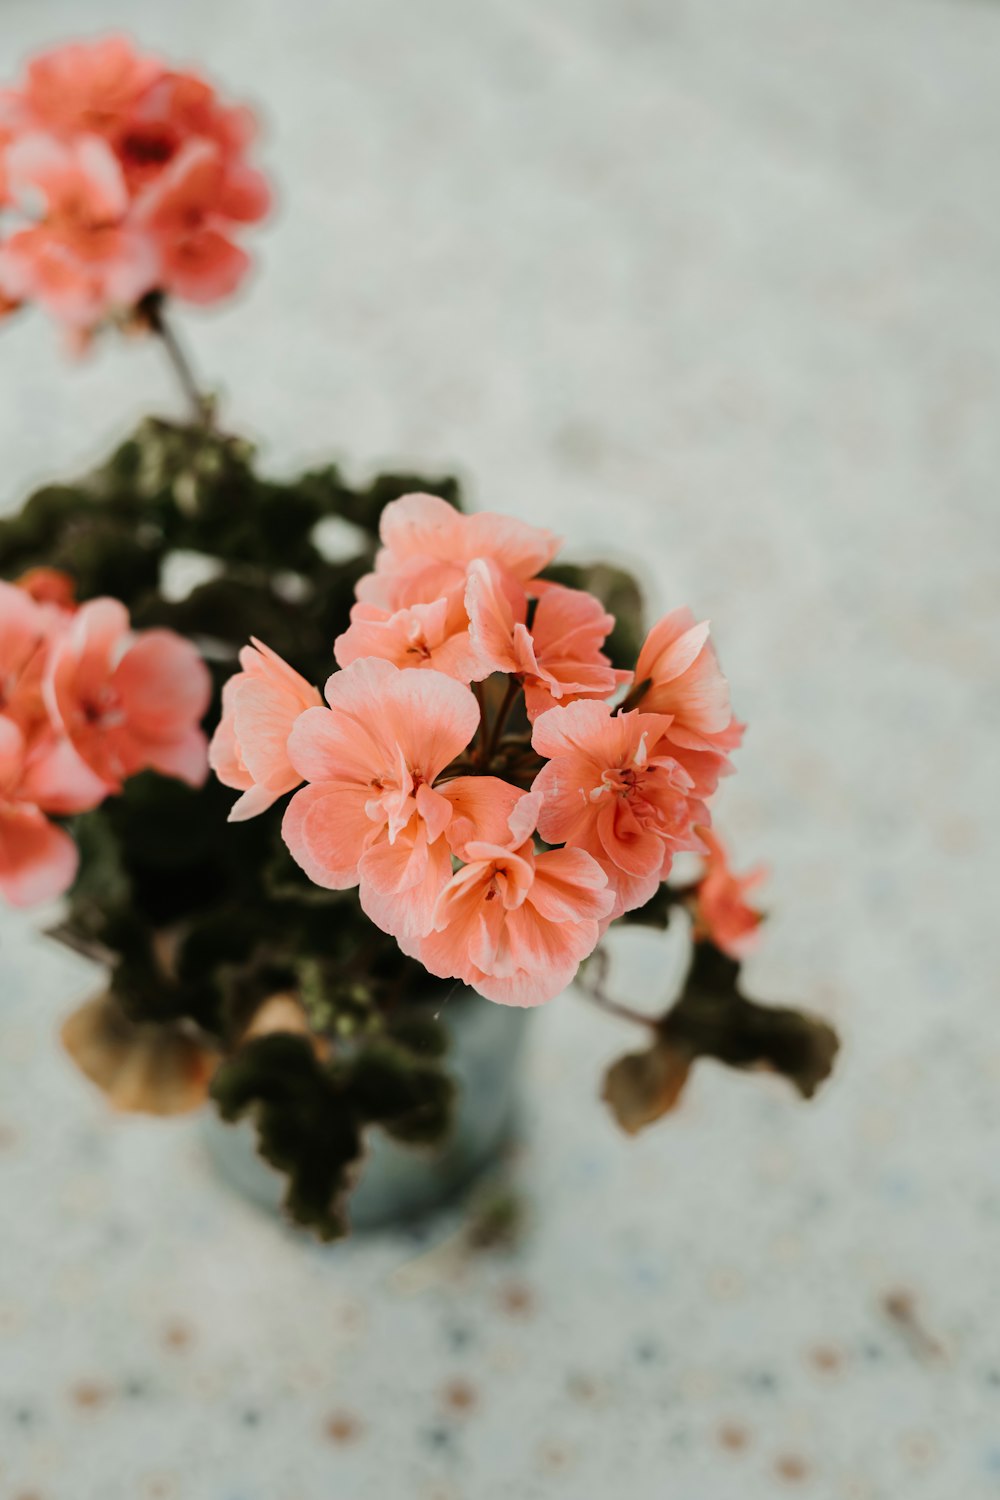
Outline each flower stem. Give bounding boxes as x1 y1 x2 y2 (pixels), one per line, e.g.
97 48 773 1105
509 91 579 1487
576 948 658 1031
142 294 212 427
471 682 488 765
616 676 651 715
485 678 523 764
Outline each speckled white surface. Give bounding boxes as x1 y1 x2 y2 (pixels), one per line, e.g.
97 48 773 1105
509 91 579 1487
1 1 999 1496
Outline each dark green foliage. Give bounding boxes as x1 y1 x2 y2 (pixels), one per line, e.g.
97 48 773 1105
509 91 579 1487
602 940 839 1133
4 417 467 1234
662 942 840 1099
384 1010 450 1060
210 1013 458 1238
3 415 466 1025
344 1037 456 1146
0 418 463 685
211 1034 361 1241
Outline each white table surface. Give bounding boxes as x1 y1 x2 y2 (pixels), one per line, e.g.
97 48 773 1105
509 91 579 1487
1 1 999 1496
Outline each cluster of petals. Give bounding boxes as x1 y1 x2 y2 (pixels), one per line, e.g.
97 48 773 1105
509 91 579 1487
632 606 743 797
335 493 626 721
0 35 269 334
209 649 615 1006
531 699 711 919
691 827 766 958
281 658 483 942
412 791 615 1007
212 495 748 1007
281 659 616 1007
354 492 561 616
465 558 631 720
209 638 321 822
0 580 210 906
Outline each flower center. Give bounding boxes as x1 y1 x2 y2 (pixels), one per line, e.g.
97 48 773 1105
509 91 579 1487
119 128 176 170
80 686 124 729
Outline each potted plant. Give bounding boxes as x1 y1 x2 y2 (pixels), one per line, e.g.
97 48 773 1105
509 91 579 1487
0 34 838 1239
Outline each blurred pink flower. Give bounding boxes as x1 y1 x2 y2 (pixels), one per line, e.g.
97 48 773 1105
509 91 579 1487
115 68 267 204
15 567 76 611
0 36 269 332
0 581 107 815
210 637 321 822
0 578 57 737
283 658 480 939
466 559 630 720
12 35 160 138
0 714 78 907
46 598 211 790
413 791 614 1006
692 827 766 957
134 137 263 304
531 699 708 918
0 133 156 330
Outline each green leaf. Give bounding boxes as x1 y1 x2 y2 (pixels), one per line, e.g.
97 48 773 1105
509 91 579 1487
343 1039 455 1146
664 942 839 1100
211 1034 361 1240
601 941 839 1134
385 1010 451 1061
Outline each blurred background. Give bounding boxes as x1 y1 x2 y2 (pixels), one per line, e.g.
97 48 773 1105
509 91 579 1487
1 1 998 1497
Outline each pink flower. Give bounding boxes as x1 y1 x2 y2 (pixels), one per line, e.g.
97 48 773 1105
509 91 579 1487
0 714 78 907
356 492 561 613
692 827 766 957
134 137 264 304
0 133 156 330
531 699 708 918
14 35 161 139
633 608 743 795
437 774 524 860
466 559 630 720
282 659 480 939
333 594 488 684
0 118 14 209
413 791 614 1007
0 38 269 332
209 638 321 822
115 69 268 208
0 581 107 815
15 567 76 611
0 578 57 738
45 598 211 790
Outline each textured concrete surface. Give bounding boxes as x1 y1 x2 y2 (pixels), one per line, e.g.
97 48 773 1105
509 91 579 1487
1 2 998 1496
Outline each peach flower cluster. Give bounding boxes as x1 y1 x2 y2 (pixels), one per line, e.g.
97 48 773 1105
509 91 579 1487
0 578 210 906
211 494 744 1006
0 35 269 334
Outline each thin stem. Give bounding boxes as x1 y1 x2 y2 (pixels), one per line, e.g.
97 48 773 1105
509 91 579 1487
471 682 488 765
576 949 658 1031
143 294 211 426
484 677 523 764
437 759 478 782
616 676 651 716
